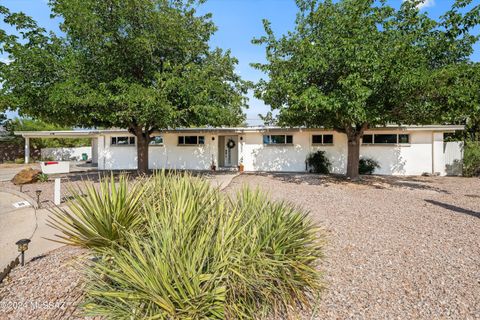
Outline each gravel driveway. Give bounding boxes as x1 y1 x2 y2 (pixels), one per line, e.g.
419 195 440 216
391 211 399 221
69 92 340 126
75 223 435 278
226 174 480 319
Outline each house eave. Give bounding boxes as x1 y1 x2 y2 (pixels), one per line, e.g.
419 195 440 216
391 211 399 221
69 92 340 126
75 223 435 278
13 124 465 138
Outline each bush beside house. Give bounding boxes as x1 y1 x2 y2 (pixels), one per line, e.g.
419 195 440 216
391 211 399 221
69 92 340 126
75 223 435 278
307 151 331 174
463 141 480 177
359 158 380 175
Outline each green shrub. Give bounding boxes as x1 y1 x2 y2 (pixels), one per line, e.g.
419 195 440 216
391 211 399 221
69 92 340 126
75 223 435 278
463 141 480 177
78 172 324 319
359 158 380 175
14 158 24 164
48 175 147 248
37 173 49 182
307 151 331 174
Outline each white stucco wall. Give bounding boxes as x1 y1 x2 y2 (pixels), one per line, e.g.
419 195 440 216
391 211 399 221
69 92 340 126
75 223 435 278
99 133 216 171
95 129 461 176
443 141 464 176
91 138 99 164
149 133 216 170
360 131 433 175
241 131 347 173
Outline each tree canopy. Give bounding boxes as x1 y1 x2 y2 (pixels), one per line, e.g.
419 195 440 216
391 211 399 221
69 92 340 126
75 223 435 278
0 0 249 172
253 0 480 179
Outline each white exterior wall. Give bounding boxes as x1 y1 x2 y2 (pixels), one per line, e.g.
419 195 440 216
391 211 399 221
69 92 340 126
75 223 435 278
98 133 216 171
91 138 99 164
149 133 216 170
94 129 461 176
241 131 347 173
443 141 464 176
360 131 433 175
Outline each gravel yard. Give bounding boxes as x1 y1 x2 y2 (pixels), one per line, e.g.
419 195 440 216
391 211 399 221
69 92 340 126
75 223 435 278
225 174 480 319
0 173 478 319
0 170 233 208
0 246 91 320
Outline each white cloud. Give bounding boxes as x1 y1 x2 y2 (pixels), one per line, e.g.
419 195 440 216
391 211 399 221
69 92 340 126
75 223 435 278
403 0 435 9
0 57 13 64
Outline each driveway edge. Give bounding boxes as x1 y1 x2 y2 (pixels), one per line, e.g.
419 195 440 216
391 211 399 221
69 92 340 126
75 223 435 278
0 187 38 209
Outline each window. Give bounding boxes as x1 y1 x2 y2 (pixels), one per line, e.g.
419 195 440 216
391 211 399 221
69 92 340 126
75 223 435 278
312 135 323 144
150 136 164 145
263 134 293 145
111 136 135 146
362 134 410 145
178 135 205 145
398 134 410 144
312 134 334 145
323 134 333 144
374 134 397 144
362 134 373 144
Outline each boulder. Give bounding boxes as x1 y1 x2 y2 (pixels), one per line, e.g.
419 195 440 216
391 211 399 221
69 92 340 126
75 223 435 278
11 168 42 185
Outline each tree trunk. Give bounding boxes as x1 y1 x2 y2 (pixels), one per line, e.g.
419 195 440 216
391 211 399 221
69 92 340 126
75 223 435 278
345 124 367 180
132 127 151 175
346 134 361 180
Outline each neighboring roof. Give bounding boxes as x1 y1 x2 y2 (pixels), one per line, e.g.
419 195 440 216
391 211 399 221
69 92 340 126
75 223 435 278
14 124 465 138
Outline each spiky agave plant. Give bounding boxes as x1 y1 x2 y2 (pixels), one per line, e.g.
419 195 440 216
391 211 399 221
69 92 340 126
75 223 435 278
80 172 325 319
225 187 324 319
48 174 147 249
83 172 231 319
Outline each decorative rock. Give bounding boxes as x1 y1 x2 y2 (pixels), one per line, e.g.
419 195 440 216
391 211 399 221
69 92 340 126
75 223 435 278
11 168 42 185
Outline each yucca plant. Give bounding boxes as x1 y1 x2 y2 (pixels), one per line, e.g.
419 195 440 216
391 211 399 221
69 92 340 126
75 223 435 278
225 188 324 319
48 174 146 249
83 172 230 319
80 172 324 319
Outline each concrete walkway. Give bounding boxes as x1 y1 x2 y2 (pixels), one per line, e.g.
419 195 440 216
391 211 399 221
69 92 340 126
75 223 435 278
0 191 62 269
208 173 239 190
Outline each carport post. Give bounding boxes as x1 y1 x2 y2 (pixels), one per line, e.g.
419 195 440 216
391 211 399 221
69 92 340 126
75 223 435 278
24 137 30 164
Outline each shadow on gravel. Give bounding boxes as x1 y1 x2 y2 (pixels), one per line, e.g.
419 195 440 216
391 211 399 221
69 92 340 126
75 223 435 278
425 199 480 219
252 173 451 194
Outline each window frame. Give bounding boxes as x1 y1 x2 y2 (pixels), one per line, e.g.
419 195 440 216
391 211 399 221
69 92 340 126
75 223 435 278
111 136 136 147
311 134 334 146
177 135 206 146
362 133 411 145
149 136 165 146
263 134 294 146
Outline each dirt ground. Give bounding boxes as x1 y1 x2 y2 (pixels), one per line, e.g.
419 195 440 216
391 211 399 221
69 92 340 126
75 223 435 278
225 174 480 319
1 173 478 319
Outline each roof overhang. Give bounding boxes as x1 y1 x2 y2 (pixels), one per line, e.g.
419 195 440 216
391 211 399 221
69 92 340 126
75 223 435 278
364 125 465 132
14 125 465 138
14 130 100 138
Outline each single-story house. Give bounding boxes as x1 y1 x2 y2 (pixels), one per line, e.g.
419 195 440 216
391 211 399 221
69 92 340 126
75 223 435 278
15 125 464 176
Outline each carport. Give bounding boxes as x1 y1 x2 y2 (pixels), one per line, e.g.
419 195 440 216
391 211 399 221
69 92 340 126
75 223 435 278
14 130 99 164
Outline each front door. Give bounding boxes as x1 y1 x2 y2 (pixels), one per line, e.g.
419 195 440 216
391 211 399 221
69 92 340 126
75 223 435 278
222 136 238 167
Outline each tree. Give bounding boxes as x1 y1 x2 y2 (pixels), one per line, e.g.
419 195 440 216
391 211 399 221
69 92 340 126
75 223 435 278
258 111 278 126
0 0 248 173
253 0 479 179
0 112 6 127
5 118 91 148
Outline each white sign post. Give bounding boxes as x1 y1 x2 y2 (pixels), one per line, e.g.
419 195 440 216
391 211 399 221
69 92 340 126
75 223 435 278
54 178 61 205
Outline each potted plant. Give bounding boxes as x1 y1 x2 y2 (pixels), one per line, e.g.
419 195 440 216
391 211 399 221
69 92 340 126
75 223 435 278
238 158 244 173
210 160 216 171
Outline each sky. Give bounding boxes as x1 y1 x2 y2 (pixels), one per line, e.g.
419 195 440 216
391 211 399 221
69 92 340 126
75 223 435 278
1 0 479 125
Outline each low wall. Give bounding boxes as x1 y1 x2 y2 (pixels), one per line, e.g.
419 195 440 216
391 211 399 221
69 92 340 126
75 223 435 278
41 146 92 161
0 143 40 163
444 141 464 176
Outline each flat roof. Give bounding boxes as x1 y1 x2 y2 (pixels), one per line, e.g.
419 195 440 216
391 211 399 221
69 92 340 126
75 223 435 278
14 124 465 137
